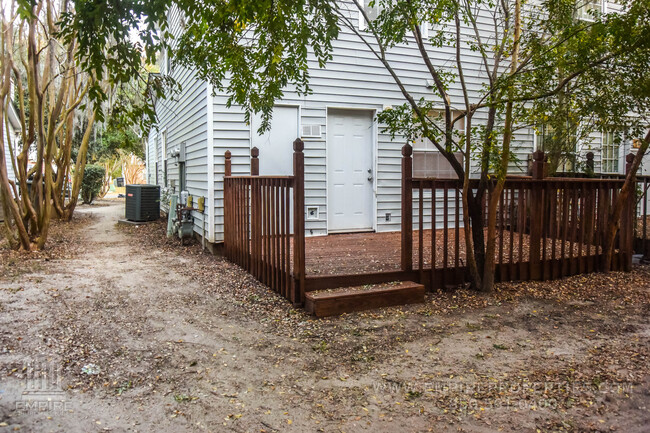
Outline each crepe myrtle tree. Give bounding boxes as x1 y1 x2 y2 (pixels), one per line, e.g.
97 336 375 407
0 0 98 250
165 0 649 291
0 0 168 250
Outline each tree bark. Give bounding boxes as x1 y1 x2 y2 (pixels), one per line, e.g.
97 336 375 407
602 129 650 271
0 16 32 250
63 111 96 220
465 193 486 288
480 0 521 292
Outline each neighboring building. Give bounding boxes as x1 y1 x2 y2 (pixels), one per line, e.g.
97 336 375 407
0 102 20 221
146 1 648 249
2 101 20 182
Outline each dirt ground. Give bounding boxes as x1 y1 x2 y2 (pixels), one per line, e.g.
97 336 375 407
0 199 649 433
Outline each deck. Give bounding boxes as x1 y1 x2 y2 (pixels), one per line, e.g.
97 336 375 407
222 145 642 314
304 228 603 277
305 230 456 276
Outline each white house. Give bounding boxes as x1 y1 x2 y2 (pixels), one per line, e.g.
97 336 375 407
2 101 20 182
146 1 647 250
0 102 20 221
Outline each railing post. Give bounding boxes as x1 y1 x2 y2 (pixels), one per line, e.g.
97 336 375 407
532 149 546 180
250 147 260 274
586 152 595 176
530 150 546 279
401 143 413 271
224 150 232 258
623 153 636 271
225 150 232 177
292 138 306 305
251 146 259 176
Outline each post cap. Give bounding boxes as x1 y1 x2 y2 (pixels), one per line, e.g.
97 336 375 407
626 153 635 163
225 150 231 159
251 146 259 158
293 138 304 152
402 143 413 157
533 149 545 162
586 151 594 160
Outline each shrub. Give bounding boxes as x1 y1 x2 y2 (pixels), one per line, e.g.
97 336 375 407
81 164 106 204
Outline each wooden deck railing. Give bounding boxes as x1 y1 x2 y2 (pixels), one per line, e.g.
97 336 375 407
548 153 649 259
223 140 306 304
402 145 636 290
636 175 650 257
224 140 643 305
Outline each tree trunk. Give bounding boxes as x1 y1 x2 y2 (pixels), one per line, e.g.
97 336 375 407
602 129 650 271
467 193 486 286
63 111 95 220
462 184 483 290
480 0 521 292
0 22 32 250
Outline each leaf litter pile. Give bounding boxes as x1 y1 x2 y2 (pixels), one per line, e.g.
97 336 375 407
0 201 648 433
0 211 93 279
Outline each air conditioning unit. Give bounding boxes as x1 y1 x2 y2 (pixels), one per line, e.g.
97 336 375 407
125 185 161 222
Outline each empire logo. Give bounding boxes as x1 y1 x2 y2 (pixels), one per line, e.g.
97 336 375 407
14 361 69 414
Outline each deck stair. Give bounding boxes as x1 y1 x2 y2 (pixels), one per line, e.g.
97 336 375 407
305 281 425 317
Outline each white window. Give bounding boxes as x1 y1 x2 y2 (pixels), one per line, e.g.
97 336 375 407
359 1 428 38
161 130 168 185
160 47 172 74
535 124 554 152
359 0 379 31
535 124 577 172
413 140 462 178
601 130 620 173
420 22 429 39
576 0 601 21
161 129 167 160
413 110 464 178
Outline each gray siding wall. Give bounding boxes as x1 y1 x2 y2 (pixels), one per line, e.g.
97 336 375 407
149 0 640 243
150 6 210 237
210 2 533 240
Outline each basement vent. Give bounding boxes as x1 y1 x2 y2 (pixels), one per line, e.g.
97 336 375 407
301 124 322 138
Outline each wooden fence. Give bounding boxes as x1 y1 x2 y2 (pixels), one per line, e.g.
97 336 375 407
402 146 636 290
224 140 643 306
558 152 650 259
636 174 650 257
223 140 306 304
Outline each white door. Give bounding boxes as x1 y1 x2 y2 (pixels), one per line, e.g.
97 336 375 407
251 106 299 175
327 109 374 232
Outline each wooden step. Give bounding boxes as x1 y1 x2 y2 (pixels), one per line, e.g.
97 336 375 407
305 281 425 317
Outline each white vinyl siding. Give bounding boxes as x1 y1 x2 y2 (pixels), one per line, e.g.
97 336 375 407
149 0 633 244
151 5 209 237
207 1 533 238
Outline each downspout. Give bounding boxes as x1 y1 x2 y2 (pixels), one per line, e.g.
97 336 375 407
206 82 215 243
